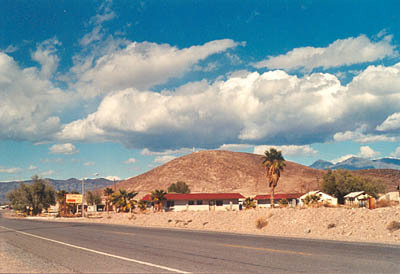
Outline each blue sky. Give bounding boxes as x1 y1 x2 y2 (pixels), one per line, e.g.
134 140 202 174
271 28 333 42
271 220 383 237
1 0 400 181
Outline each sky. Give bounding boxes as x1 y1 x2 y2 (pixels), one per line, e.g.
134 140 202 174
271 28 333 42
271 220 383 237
1 0 400 181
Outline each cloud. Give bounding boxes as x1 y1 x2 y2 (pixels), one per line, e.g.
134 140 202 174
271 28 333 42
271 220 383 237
253 35 397 71
49 143 79 155
73 39 240 98
31 38 61 79
390 147 400 158
0 166 22 174
58 60 400 150
253 145 317 157
84 161 95 166
40 170 55 177
218 144 253 151
2 45 18 53
141 148 193 156
124 158 136 164
0 52 68 142
334 125 397 143
154 155 177 164
358 146 381 159
376 112 400 131
28 165 38 171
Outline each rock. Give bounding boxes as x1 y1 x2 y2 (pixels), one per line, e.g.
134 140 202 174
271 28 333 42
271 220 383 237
305 228 311 234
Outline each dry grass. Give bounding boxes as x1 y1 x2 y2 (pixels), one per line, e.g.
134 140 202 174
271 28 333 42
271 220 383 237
256 217 268 229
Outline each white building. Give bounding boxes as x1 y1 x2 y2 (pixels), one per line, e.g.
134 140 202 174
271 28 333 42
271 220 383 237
142 193 245 211
254 193 302 208
299 191 338 206
344 191 371 207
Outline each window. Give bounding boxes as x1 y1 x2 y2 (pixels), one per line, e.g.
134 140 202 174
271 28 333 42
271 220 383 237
216 200 223 206
188 200 194 205
196 200 203 205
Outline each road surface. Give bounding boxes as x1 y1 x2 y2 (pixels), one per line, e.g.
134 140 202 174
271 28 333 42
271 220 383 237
1 214 399 273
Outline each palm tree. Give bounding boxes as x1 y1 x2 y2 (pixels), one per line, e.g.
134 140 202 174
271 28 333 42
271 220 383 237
151 189 167 212
56 190 68 216
111 189 138 212
262 148 286 208
103 187 114 213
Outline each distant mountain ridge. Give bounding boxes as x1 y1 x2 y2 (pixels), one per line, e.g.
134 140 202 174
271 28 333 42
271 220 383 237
0 178 115 204
310 157 400 170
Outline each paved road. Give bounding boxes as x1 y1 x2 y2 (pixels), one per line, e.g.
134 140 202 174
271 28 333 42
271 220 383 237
1 215 400 273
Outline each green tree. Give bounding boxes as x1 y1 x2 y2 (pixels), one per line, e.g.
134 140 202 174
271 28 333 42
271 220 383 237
7 176 56 215
137 200 148 211
111 189 138 212
56 190 68 215
86 191 102 206
103 187 114 213
151 189 167 211
262 148 286 208
304 194 320 206
168 181 191 193
322 169 385 204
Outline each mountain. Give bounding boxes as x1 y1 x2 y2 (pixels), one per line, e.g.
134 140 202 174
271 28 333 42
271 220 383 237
0 178 115 204
117 150 325 198
310 157 400 171
309 160 333 170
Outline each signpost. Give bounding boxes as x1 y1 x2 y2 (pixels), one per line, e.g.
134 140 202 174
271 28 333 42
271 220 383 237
66 194 83 204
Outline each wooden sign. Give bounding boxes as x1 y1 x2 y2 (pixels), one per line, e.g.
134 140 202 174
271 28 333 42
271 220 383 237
66 194 82 204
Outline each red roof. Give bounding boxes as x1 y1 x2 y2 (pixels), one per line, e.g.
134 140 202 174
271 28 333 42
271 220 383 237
141 193 245 201
253 193 303 200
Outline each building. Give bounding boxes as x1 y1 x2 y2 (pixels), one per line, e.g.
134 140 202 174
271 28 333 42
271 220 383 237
344 191 371 207
299 191 338 206
253 193 303 208
141 193 245 211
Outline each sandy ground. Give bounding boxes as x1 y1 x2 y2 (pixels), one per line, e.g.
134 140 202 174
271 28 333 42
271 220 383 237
11 206 400 245
2 206 400 272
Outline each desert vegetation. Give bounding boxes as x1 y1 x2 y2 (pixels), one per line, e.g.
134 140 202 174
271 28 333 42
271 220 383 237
262 148 286 208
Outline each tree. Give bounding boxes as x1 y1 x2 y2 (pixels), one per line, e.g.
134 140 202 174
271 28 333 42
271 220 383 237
103 187 114 213
111 189 138 212
86 191 102 206
322 169 385 204
168 181 191 194
56 190 68 215
7 176 56 215
243 197 256 209
262 148 286 208
303 194 320 206
151 189 167 212
137 200 148 211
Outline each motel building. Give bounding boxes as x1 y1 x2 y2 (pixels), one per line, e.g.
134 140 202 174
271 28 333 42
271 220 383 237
142 193 245 211
254 193 303 208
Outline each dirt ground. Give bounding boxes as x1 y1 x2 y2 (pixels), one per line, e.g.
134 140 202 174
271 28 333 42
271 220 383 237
9 205 400 245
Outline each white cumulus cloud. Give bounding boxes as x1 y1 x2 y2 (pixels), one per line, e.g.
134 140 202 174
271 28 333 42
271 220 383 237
124 158 136 164
376 112 400 131
254 35 397 71
0 166 22 174
358 146 381 159
49 143 79 155
154 155 177 164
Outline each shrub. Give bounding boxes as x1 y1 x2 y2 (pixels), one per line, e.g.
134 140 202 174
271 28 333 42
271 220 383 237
256 217 268 229
243 197 256 209
278 198 289 207
304 194 320 206
387 221 400 232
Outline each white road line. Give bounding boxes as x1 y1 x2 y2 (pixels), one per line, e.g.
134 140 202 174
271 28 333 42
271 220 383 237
0 225 190 273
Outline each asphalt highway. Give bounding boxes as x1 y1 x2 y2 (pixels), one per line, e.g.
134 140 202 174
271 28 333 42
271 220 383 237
1 214 400 273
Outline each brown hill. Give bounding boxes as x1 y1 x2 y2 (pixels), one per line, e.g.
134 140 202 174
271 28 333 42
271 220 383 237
116 150 325 197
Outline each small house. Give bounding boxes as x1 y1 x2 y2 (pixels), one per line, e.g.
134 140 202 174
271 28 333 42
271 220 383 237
254 193 303 208
299 191 338 206
142 193 245 211
344 191 371 207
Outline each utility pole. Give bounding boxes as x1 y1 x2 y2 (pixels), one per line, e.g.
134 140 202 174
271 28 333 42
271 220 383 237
81 178 85 218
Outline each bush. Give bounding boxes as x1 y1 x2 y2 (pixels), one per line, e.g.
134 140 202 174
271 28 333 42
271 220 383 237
243 197 256 209
256 217 268 229
278 198 289 207
387 221 400 232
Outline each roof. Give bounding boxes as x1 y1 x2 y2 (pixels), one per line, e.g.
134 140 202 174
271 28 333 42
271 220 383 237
344 191 365 198
253 193 303 200
141 193 245 201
